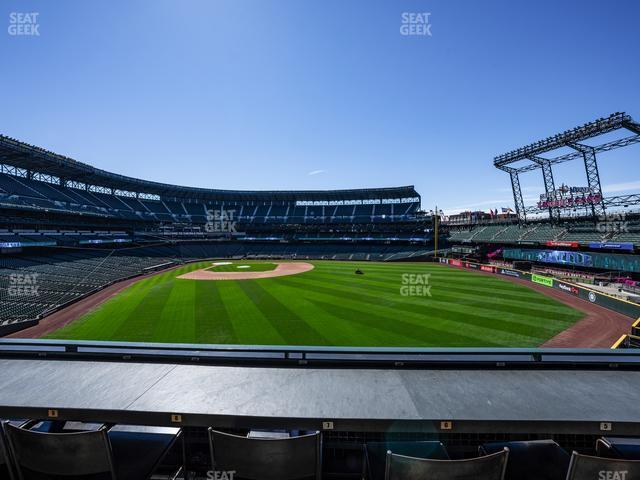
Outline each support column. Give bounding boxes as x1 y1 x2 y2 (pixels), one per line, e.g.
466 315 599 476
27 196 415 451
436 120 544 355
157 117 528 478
567 142 606 219
509 170 527 223
529 156 559 223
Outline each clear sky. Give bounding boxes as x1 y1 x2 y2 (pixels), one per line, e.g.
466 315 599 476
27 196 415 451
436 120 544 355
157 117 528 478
1 0 638 214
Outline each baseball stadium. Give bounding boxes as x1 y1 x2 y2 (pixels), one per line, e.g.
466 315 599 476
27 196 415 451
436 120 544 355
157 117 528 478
1 113 639 350
2 1 640 479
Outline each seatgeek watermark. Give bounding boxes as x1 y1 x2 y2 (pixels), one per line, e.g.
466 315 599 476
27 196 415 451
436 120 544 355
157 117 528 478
400 273 431 297
598 471 628 480
400 12 432 36
206 470 236 480
596 212 628 233
8 12 40 36
8 273 39 297
205 209 237 233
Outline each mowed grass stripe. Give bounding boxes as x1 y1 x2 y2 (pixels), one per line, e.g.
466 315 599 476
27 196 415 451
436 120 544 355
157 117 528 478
254 277 423 346
46 261 584 347
47 269 165 340
154 279 196 343
220 282 286 345
310 269 563 305
303 272 578 321
237 281 331 346
275 277 546 344
194 281 236 343
276 275 569 340
306 298 506 347
270 278 505 346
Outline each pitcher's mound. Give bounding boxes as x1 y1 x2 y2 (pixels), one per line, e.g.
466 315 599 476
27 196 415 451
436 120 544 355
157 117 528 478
177 262 314 281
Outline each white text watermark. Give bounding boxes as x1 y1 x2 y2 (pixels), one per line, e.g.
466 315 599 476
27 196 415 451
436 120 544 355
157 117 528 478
400 12 432 36
8 12 40 36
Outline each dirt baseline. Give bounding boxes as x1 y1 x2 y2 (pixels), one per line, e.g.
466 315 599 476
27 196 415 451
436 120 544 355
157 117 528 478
176 262 315 280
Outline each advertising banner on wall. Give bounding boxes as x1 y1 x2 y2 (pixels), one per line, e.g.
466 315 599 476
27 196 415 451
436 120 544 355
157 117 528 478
504 248 640 273
546 241 579 248
588 242 635 251
531 273 554 287
556 282 580 296
497 268 521 278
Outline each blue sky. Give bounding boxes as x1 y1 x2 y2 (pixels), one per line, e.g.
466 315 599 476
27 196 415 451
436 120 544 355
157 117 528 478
1 0 638 214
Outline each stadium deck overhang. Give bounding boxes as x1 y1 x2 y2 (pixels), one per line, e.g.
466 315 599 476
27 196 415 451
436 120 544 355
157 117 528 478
0 135 419 203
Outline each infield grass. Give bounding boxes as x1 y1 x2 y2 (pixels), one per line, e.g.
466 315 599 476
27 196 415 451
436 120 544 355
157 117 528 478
46 261 584 347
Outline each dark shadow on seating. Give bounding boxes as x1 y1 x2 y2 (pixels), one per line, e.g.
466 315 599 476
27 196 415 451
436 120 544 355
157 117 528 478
385 447 508 480
208 428 321 480
364 440 449 480
480 439 570 480
566 451 640 480
3 421 183 480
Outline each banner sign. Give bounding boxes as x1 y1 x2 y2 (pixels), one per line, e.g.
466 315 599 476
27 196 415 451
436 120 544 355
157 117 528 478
465 262 480 270
532 273 554 287
80 238 131 245
588 242 634 251
0 241 56 248
498 268 521 278
546 241 579 248
556 282 579 296
480 265 495 273
504 248 640 273
537 184 601 210
450 259 462 267
538 194 602 209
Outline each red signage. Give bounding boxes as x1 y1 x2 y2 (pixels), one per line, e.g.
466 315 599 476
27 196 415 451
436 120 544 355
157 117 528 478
538 193 601 209
450 259 462 267
546 241 579 248
481 265 495 273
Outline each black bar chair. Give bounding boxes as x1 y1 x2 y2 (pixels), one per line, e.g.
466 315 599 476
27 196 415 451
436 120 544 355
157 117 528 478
566 451 640 480
364 441 449 480
4 421 184 480
596 437 640 460
0 421 16 480
385 447 509 480
208 428 322 480
479 439 570 480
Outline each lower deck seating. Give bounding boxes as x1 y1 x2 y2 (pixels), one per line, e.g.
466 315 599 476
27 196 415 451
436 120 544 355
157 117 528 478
4 421 638 480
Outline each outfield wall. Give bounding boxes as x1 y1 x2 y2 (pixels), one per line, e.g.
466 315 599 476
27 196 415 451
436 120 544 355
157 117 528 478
437 258 640 319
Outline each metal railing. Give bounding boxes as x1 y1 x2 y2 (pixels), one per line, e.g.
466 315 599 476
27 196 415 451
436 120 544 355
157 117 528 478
0 339 638 369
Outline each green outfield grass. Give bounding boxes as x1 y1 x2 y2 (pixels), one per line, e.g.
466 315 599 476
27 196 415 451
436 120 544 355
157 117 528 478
46 261 584 347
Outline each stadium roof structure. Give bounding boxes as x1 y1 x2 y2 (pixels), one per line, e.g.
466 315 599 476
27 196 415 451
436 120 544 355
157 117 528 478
493 112 640 222
0 135 419 203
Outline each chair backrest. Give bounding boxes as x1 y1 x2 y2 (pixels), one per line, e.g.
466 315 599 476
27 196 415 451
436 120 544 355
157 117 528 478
566 451 640 480
366 441 449 480
4 422 116 479
385 447 508 480
479 439 570 480
208 429 321 480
